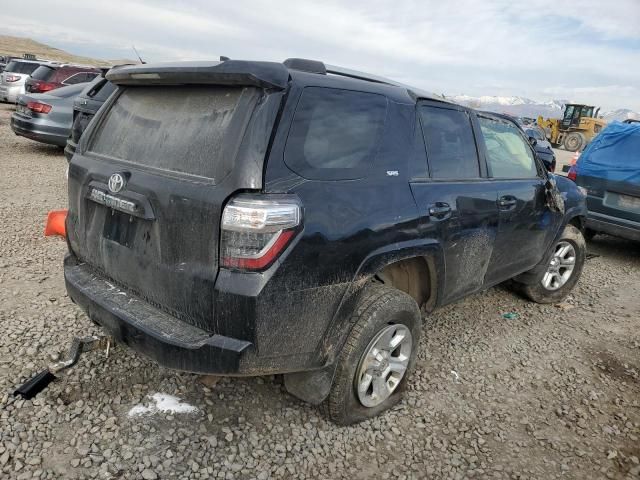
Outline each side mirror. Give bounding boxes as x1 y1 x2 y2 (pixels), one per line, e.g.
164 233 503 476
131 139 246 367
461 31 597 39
528 137 537 147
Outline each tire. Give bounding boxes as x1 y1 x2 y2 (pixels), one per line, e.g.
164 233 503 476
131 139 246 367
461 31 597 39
563 132 585 152
521 224 586 304
324 283 421 425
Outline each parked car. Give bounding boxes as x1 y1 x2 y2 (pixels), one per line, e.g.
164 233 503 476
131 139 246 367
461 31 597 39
64 59 587 424
25 63 101 95
483 112 556 171
524 126 557 172
570 121 640 242
65 73 117 161
0 59 47 103
10 83 87 147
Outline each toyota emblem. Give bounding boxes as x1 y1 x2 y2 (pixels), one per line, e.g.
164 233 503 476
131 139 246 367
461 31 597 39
108 173 126 193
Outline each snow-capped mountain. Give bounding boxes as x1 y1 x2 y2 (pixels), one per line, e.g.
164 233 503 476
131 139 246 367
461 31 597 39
447 95 567 119
447 95 640 122
602 109 640 122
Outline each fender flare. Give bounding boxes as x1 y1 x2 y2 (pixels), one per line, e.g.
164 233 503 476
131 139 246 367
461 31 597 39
284 239 445 405
515 206 587 285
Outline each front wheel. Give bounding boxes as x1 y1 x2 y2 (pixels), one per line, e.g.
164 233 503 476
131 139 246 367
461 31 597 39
521 224 586 304
324 284 421 425
563 132 585 152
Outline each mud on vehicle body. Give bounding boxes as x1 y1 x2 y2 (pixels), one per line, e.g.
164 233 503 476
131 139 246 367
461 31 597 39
64 59 588 424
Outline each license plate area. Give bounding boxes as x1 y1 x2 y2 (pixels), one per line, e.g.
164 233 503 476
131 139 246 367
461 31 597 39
605 192 640 213
103 210 138 247
16 104 31 117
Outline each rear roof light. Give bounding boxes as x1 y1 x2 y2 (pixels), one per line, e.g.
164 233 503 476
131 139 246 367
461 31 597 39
221 195 301 271
27 101 52 114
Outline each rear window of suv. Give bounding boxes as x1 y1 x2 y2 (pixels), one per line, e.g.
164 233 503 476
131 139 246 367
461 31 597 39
4 61 41 75
284 87 387 180
89 85 246 181
30 65 56 81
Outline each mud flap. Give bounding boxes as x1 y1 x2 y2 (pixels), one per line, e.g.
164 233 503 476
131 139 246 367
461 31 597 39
284 364 336 405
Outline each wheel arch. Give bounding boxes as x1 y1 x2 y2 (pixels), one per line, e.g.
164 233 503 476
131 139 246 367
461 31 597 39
284 240 444 405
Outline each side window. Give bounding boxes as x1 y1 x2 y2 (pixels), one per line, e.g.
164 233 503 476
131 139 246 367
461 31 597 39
284 87 387 180
478 117 539 179
63 73 85 84
419 106 480 179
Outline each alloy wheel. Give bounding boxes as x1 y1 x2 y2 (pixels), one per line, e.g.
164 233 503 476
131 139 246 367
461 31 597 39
355 324 413 408
542 240 576 291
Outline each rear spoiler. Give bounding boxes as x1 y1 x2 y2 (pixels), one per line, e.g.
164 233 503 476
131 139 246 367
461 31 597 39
106 60 290 90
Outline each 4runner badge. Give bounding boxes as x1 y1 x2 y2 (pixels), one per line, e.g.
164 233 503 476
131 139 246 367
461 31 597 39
108 173 125 193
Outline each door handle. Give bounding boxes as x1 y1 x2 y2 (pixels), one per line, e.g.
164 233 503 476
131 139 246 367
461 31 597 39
497 195 517 210
428 202 451 219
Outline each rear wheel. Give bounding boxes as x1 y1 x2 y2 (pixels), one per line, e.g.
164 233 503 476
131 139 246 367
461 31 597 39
324 284 421 425
521 224 586 304
564 132 585 152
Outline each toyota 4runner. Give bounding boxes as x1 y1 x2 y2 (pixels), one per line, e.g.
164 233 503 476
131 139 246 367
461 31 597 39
64 59 587 424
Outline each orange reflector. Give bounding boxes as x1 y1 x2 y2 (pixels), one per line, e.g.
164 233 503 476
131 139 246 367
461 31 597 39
44 210 68 237
569 151 580 166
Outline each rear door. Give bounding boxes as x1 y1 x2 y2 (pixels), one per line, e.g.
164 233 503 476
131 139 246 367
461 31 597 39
579 176 640 230
67 84 277 331
477 115 561 284
410 102 500 304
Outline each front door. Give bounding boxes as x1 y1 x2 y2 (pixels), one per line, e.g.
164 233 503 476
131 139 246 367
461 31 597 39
477 114 562 284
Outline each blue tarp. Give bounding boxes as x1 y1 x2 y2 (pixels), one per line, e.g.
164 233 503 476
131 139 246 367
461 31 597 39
577 121 640 185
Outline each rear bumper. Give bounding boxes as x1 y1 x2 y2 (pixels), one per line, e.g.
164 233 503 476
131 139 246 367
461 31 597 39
10 114 68 146
64 139 77 162
64 257 254 374
586 212 640 242
0 84 23 103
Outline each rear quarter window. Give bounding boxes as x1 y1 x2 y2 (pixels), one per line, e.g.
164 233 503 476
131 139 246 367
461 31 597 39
93 81 117 101
5 61 40 74
30 65 56 81
284 87 387 180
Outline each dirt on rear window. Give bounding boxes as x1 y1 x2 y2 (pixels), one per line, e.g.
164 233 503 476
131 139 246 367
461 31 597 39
89 85 247 181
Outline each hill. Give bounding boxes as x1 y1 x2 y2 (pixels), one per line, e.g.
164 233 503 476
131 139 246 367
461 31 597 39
0 35 135 66
448 94 640 122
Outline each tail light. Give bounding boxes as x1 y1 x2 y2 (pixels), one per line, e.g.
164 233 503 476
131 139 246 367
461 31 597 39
5 74 20 82
221 195 301 271
567 165 577 182
30 81 56 93
27 101 52 114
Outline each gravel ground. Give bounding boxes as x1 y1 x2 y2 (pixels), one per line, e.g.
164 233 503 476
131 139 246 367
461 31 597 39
0 102 639 480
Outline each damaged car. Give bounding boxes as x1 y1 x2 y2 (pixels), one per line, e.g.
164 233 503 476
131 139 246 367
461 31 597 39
57 59 587 424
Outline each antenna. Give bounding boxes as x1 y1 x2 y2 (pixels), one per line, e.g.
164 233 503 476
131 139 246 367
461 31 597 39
132 46 145 64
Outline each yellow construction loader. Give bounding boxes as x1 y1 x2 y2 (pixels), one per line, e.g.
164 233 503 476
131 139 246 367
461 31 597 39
537 104 607 152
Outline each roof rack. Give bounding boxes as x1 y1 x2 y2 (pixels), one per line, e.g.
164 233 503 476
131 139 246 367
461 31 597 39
282 58 444 102
324 64 402 87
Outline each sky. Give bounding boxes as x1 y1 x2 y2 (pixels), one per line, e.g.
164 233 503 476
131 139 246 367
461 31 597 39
2 0 640 111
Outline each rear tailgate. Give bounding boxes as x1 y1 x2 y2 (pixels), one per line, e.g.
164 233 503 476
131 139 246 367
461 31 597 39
579 175 640 225
67 66 287 331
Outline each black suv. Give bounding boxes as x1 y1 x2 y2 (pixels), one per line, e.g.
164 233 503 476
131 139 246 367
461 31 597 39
65 73 117 161
64 59 587 424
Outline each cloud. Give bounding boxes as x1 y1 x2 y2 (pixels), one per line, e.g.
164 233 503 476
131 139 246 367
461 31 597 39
1 0 639 110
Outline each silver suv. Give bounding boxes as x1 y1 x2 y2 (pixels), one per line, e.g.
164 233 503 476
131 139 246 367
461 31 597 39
0 59 48 103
